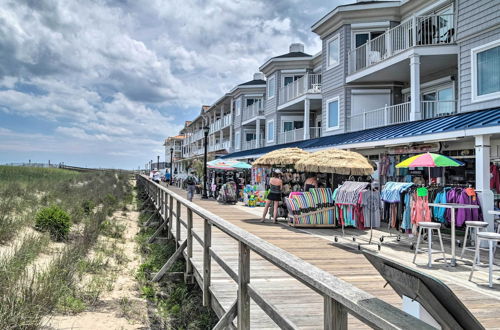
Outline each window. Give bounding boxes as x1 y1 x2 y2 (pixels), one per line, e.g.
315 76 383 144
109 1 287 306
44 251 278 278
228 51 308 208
283 75 303 87
267 120 274 142
283 120 304 132
267 76 275 99
235 98 242 116
235 132 240 149
327 35 340 69
354 31 384 48
326 97 340 130
472 40 500 102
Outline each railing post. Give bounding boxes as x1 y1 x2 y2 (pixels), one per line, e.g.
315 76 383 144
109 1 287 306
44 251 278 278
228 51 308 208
203 219 212 307
324 296 348 330
384 104 388 125
363 111 367 130
168 195 173 239
385 29 392 57
238 242 250 330
185 208 193 283
412 15 417 46
176 200 181 247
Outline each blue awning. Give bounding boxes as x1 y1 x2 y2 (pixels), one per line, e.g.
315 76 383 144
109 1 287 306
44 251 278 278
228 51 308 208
222 108 500 159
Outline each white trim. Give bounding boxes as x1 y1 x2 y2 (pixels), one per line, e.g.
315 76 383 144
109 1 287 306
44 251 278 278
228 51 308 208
267 75 276 100
471 38 500 103
235 97 242 117
234 131 241 150
281 69 307 73
326 34 340 70
243 93 264 97
325 96 340 131
351 21 390 29
351 89 391 95
259 57 313 71
402 76 452 94
241 116 265 126
267 119 275 143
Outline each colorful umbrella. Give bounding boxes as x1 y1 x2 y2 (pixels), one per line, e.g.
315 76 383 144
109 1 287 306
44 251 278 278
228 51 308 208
396 153 464 168
207 159 251 170
396 152 464 184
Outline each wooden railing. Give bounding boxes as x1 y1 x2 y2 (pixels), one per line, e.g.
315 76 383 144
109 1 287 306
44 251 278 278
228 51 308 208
137 175 434 330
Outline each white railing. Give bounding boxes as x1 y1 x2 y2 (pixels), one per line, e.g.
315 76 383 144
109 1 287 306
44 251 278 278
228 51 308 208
277 127 322 144
242 139 264 150
421 100 456 119
221 114 232 128
348 100 456 131
242 101 264 122
278 73 322 106
208 140 231 152
349 102 410 131
348 14 455 74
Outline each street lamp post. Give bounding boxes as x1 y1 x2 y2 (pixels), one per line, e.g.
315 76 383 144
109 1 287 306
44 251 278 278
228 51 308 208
157 155 160 170
170 147 174 185
202 125 210 199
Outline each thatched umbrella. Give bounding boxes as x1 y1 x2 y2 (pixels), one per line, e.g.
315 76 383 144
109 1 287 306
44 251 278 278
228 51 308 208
295 148 374 176
252 147 310 168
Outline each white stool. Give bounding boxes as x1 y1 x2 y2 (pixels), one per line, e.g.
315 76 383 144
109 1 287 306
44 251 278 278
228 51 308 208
413 222 447 268
460 221 488 262
469 232 500 288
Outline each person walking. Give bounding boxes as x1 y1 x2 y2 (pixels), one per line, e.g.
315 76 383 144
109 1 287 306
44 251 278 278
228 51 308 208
261 170 283 223
186 172 197 202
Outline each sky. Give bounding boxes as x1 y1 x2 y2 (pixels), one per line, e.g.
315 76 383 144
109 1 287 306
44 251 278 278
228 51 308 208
0 0 349 169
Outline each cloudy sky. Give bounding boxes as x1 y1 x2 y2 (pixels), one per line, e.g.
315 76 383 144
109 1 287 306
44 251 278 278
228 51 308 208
0 0 348 169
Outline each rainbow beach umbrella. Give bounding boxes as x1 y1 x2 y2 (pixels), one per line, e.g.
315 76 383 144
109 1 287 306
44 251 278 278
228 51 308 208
396 152 464 183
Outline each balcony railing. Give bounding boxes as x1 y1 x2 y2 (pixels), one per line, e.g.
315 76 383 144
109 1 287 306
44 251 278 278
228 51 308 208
242 139 264 151
277 127 322 144
348 14 455 74
209 114 232 132
348 100 456 131
278 73 322 106
242 101 264 122
208 140 231 152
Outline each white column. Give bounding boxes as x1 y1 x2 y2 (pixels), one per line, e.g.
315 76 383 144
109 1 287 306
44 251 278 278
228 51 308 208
229 101 234 151
475 134 495 232
304 98 310 140
256 119 261 148
409 54 421 121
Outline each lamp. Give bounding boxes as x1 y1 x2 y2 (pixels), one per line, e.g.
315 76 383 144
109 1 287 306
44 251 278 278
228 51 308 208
202 125 210 199
170 147 174 185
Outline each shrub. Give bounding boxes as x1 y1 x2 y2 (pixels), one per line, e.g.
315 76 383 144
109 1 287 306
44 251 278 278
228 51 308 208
35 206 72 241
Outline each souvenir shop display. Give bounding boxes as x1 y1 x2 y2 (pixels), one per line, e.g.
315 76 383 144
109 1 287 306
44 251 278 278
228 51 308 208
396 152 464 184
242 185 266 207
217 181 238 204
284 188 335 227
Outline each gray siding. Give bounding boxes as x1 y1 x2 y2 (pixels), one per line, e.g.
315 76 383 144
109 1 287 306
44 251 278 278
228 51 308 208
264 73 278 116
321 25 350 135
459 27 500 112
456 0 500 41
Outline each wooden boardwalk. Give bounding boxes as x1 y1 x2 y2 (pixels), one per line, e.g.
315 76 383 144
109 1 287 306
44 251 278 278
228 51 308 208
149 182 500 329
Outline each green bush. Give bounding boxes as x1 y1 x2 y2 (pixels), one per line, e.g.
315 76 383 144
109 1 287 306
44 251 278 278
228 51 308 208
35 206 72 241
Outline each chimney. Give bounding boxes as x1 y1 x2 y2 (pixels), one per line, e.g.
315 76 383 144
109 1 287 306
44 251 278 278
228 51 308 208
253 72 265 81
289 43 304 53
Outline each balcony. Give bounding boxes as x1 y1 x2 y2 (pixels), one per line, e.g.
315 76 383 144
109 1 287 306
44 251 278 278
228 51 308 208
347 100 456 131
242 101 264 123
208 140 231 152
348 14 455 75
209 114 232 132
242 139 264 151
278 73 322 106
277 127 322 144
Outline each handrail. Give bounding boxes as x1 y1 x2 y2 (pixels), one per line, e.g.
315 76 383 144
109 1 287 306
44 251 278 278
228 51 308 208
137 175 435 329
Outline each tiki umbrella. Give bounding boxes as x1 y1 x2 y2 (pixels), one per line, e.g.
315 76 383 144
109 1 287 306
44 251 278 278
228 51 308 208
395 152 464 183
295 148 374 176
252 147 310 168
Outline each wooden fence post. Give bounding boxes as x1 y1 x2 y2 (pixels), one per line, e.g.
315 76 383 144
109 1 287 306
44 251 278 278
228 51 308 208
185 208 193 283
203 219 212 307
324 296 348 330
168 195 173 239
176 200 181 246
238 242 250 330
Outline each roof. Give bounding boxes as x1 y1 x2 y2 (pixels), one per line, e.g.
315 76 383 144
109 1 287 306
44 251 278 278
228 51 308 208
222 108 500 159
238 79 266 86
272 51 312 59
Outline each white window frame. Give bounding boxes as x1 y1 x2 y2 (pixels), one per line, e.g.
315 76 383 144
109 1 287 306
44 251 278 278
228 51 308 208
235 97 242 116
267 75 276 100
326 96 340 131
267 119 275 142
281 74 304 88
471 39 500 103
234 131 240 150
326 34 340 70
